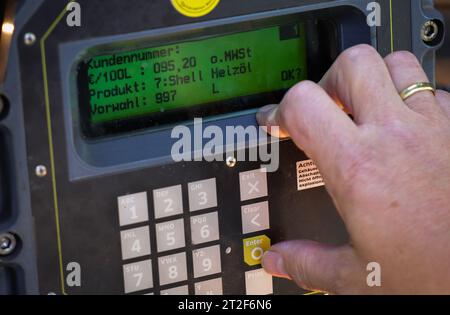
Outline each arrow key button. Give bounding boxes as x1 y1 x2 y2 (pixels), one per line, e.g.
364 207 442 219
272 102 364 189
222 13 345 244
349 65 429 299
241 201 270 234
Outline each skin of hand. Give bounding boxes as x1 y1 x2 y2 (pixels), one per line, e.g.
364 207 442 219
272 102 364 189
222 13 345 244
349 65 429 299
257 44 450 295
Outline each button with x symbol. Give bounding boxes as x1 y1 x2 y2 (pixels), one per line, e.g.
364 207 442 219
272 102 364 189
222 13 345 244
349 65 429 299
239 169 268 201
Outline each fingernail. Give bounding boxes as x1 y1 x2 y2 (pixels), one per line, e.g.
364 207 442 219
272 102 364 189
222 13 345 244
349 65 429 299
256 104 278 126
262 250 291 280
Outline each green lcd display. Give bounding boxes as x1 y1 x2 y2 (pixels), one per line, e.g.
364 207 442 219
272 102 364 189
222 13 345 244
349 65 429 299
79 23 308 136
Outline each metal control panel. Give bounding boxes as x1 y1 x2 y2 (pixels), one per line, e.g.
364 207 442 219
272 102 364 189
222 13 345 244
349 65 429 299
0 0 444 295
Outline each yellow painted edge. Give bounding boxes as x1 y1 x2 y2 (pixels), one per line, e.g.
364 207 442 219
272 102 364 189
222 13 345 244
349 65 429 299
40 0 75 296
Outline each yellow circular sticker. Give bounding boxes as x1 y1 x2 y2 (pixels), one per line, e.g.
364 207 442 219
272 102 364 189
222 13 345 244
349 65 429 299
171 0 220 18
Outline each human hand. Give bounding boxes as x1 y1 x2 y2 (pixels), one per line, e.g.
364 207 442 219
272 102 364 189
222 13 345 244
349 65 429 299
257 44 450 294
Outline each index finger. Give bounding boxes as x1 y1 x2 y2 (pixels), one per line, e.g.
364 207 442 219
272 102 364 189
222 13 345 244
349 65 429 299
257 80 358 190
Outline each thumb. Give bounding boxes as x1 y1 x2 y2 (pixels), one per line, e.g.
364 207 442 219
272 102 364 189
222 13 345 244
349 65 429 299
262 240 363 294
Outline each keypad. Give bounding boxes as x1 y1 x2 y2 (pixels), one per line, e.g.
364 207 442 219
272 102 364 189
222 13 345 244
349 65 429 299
161 285 189 295
158 252 188 286
116 170 274 295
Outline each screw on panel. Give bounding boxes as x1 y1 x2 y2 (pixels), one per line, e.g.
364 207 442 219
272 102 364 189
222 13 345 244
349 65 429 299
24 32 36 46
35 165 47 177
0 233 17 256
226 156 237 168
225 247 232 255
421 20 439 43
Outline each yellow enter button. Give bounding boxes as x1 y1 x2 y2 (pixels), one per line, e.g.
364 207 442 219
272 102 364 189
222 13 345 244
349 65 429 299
243 235 271 266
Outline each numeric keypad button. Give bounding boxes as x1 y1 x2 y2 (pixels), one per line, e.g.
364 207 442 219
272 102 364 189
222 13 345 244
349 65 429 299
158 252 188 286
153 185 183 219
156 219 186 252
188 178 217 212
123 259 153 293
118 192 149 226
192 245 222 278
190 212 219 245
120 226 151 260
